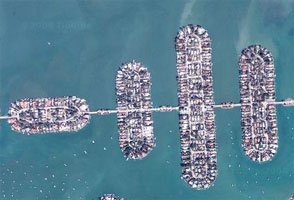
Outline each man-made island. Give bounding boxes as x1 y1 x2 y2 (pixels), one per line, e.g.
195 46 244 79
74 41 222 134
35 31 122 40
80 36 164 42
239 45 278 162
7 96 90 134
175 24 217 190
115 61 155 160
97 194 125 200
1 24 294 190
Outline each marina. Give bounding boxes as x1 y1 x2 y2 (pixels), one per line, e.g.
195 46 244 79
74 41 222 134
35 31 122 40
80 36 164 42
175 24 217 190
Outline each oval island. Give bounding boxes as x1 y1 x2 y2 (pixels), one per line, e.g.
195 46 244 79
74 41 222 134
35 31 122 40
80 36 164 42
8 96 90 134
116 61 155 160
239 45 278 162
175 24 217 190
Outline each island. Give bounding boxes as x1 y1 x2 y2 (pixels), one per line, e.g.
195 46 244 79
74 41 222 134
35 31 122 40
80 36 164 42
7 96 90 134
175 24 217 190
1 24 293 191
239 45 278 162
97 194 125 200
115 61 155 160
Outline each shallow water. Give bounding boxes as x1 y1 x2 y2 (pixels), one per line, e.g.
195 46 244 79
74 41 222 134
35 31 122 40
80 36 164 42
0 0 293 199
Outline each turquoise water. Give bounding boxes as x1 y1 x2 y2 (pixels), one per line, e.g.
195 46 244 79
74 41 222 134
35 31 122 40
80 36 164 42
0 0 294 199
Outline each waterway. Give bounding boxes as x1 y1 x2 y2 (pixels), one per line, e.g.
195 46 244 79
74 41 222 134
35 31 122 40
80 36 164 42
0 0 293 199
